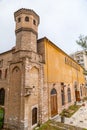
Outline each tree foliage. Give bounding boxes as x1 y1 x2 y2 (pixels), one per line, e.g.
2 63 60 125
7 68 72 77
76 35 87 50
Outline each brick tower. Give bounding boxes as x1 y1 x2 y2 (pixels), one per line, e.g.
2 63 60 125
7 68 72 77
7 9 41 130
14 8 40 52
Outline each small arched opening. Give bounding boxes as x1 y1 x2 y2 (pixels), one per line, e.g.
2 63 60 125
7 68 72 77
61 89 65 105
25 16 29 22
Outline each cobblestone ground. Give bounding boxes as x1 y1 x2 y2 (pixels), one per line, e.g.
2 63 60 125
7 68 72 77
53 101 87 129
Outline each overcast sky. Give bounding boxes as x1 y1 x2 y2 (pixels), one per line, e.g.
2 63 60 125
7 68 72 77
0 0 87 54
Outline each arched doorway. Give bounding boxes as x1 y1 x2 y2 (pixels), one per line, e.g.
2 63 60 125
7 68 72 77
0 108 4 128
0 88 5 128
74 82 80 101
32 108 37 125
50 88 57 117
80 85 83 97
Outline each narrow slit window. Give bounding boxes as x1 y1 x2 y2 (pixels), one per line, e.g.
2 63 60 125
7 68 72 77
33 19 36 25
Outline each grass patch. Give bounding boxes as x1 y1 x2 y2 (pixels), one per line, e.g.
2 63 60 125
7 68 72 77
34 120 85 130
60 104 81 117
34 120 58 130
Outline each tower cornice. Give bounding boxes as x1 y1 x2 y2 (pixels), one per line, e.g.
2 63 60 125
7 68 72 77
14 8 40 25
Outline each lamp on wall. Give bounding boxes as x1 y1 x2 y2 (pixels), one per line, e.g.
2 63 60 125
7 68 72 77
61 82 64 85
61 82 66 87
53 83 55 86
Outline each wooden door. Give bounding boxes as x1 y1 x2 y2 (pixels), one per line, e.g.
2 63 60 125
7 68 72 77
51 88 57 117
75 91 81 101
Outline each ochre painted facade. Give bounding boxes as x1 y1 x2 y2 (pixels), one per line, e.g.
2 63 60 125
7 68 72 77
0 8 87 130
37 38 86 119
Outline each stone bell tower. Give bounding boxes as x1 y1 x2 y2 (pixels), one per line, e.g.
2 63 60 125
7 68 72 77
14 8 40 52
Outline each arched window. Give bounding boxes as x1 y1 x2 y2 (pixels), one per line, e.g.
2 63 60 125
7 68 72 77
80 86 82 96
0 70 2 79
0 88 5 106
67 88 71 102
32 108 37 125
5 69 7 79
18 17 21 23
51 88 57 95
61 89 65 105
33 19 36 25
25 16 29 22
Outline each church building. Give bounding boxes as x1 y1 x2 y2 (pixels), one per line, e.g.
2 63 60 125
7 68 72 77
0 8 86 130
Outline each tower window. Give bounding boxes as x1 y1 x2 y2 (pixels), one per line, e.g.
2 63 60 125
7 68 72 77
25 16 29 22
33 19 36 25
18 17 21 23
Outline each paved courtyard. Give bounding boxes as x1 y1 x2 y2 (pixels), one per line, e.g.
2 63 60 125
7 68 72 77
54 101 87 129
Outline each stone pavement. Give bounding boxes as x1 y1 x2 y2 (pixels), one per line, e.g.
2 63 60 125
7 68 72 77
54 101 87 129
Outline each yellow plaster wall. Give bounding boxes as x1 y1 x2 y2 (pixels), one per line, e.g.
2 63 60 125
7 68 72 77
44 39 85 84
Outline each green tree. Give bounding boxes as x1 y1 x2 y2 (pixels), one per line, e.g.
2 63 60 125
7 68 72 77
76 35 87 75
76 35 87 50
